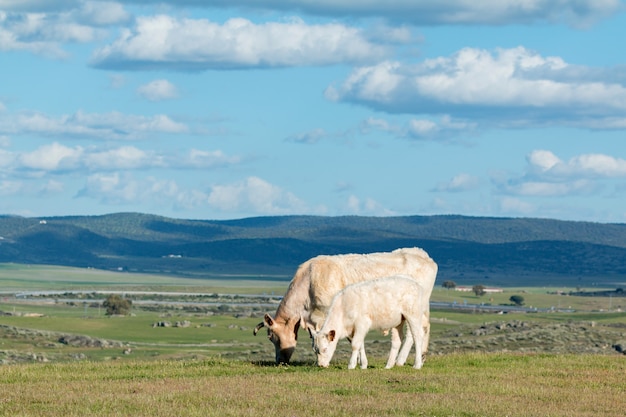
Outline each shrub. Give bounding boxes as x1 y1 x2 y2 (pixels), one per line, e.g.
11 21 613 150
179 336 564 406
103 294 132 316
510 295 525 306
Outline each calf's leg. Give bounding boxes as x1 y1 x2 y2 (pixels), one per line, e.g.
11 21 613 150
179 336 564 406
348 327 368 370
385 324 403 369
395 323 413 366
405 316 424 369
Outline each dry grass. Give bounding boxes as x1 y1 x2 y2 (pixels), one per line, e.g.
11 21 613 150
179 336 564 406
1 353 624 417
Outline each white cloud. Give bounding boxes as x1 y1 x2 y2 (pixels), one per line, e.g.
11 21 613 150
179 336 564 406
433 173 481 192
343 194 395 216
501 180 595 197
498 197 536 215
495 150 626 198
75 174 311 215
0 148 13 168
0 1 80 12
78 172 145 204
0 109 188 140
0 13 67 57
8 142 241 174
74 1 130 26
285 128 329 144
183 149 240 169
108 74 126 89
113 0 621 27
406 116 476 141
207 176 307 214
90 15 389 70
0 2 128 57
39 179 64 194
137 79 179 101
85 146 154 170
0 179 22 195
208 177 305 214
0 10 103 55
328 47 626 130
360 117 397 135
19 142 83 171
527 149 562 172
360 115 476 142
77 172 183 206
528 150 626 178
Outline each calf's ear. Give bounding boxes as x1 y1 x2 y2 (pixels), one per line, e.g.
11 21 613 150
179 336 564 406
328 330 336 342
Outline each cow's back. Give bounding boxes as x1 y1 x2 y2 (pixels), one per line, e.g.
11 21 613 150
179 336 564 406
307 248 437 325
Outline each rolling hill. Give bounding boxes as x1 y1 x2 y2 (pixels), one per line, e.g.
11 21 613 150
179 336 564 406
1 213 626 287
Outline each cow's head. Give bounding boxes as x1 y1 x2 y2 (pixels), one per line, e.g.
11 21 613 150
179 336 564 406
253 314 302 364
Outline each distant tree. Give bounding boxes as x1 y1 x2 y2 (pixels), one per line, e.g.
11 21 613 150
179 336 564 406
103 294 132 316
472 285 486 297
510 295 525 306
442 280 457 290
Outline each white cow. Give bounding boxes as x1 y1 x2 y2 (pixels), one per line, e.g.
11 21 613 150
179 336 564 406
312 275 426 370
254 247 437 364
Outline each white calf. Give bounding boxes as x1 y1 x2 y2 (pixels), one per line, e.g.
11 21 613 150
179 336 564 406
312 275 426 370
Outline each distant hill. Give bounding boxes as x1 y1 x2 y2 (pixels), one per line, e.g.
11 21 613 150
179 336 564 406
1 213 626 287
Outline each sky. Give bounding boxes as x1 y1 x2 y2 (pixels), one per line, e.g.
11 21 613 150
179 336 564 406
1 1 626 223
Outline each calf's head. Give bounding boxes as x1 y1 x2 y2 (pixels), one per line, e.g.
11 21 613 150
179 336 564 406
312 329 338 368
253 314 301 364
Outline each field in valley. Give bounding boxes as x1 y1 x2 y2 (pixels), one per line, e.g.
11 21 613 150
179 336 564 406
1 264 626 416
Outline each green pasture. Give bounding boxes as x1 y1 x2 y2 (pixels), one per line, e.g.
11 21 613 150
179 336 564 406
0 263 289 294
2 263 623 311
0 300 270 362
1 354 624 416
2 263 626 365
2 263 626 416
431 286 623 312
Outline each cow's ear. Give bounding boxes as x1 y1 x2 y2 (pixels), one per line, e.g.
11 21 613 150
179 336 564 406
253 321 265 335
328 330 336 342
264 314 275 328
293 318 300 341
299 316 307 331
300 318 315 338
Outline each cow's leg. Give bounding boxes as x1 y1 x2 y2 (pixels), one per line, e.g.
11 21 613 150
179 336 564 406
421 308 430 360
385 324 403 369
405 316 424 370
396 322 413 366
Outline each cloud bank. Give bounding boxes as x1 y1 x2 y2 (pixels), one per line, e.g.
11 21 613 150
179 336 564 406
328 47 626 130
90 15 389 70
119 0 622 26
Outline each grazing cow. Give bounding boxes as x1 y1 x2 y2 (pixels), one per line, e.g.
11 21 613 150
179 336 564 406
253 248 437 364
312 275 426 369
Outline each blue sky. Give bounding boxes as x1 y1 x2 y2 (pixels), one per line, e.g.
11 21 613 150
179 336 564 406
1 0 626 222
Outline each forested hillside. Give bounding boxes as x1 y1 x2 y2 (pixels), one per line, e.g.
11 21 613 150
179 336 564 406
1 213 625 287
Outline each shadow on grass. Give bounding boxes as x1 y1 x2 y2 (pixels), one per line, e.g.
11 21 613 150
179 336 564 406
250 360 317 368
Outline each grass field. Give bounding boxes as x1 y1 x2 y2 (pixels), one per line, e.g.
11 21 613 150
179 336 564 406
0 263 290 294
1 354 624 416
2 264 626 416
